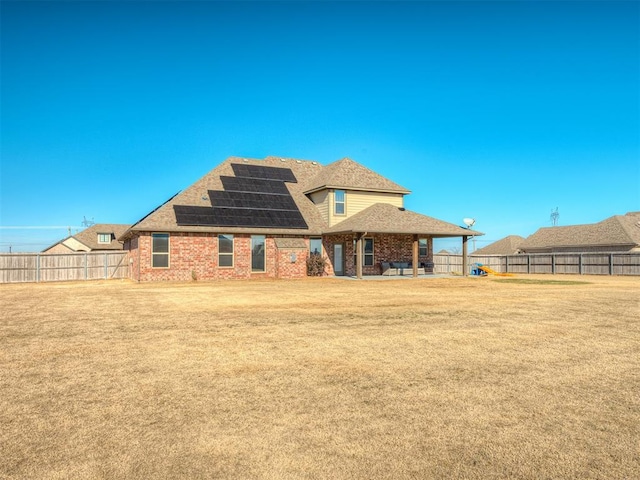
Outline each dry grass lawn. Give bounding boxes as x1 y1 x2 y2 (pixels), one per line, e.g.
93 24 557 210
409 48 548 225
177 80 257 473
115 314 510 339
1 275 639 479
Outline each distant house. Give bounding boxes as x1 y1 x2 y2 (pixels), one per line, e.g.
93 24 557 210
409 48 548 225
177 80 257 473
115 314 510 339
43 224 129 254
120 156 482 281
520 212 640 254
472 235 525 256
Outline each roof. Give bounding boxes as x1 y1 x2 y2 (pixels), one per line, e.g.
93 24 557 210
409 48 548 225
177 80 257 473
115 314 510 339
44 224 129 252
122 156 328 239
324 203 483 237
303 157 410 195
472 235 525 255
274 237 308 249
520 212 640 251
120 155 477 241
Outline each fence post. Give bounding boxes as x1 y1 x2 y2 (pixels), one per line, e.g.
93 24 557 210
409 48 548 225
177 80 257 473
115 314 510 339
84 253 88 280
527 255 530 274
104 253 108 279
36 254 40 283
609 253 614 275
579 254 583 275
552 254 556 274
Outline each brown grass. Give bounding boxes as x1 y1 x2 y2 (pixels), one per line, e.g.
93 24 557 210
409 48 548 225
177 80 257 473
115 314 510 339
1 275 639 479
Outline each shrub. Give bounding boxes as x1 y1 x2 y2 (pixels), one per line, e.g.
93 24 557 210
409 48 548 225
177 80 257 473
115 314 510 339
306 254 328 277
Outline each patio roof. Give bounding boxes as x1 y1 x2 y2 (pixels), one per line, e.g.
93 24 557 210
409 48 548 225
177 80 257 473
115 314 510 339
324 203 483 237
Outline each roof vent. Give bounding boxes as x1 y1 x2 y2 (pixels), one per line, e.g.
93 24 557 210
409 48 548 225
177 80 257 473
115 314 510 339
280 158 286 162
399 208 405 211
243 158 249 162
296 160 302 164
312 161 318 165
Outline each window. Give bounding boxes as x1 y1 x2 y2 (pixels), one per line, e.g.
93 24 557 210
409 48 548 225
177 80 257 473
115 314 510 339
419 239 428 256
251 235 266 272
151 233 169 268
310 237 322 256
364 238 374 266
218 234 234 267
334 190 345 215
97 233 111 244
353 237 374 266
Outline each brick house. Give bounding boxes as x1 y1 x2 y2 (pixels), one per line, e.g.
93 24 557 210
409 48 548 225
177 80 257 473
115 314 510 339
120 156 482 281
43 224 129 254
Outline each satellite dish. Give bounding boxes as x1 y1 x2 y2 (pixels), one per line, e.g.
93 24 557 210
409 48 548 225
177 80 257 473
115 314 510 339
463 218 476 228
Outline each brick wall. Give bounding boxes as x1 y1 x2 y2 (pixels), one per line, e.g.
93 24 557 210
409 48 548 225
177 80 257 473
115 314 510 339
125 232 434 281
324 233 434 276
126 232 315 281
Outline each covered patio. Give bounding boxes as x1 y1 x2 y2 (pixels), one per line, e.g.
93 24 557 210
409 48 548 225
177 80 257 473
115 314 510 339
323 203 483 279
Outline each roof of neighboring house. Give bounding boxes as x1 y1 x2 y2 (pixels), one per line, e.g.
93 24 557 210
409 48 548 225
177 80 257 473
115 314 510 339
472 235 525 255
324 203 483 237
520 212 640 251
303 157 410 195
43 224 129 252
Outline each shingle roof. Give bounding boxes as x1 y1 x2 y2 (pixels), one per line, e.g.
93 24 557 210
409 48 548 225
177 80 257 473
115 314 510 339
324 203 483 237
520 212 640 251
121 155 477 241
303 157 410 195
75 224 129 250
472 235 525 255
45 224 129 252
122 156 328 238
274 238 308 249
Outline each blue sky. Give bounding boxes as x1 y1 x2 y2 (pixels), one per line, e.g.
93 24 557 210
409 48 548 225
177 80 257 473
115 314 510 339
1 0 638 252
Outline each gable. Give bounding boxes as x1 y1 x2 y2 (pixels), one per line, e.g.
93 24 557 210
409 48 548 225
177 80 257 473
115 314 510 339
303 157 410 195
124 156 327 237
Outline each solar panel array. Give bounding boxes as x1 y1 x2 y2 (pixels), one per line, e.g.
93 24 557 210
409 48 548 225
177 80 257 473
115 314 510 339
174 164 308 229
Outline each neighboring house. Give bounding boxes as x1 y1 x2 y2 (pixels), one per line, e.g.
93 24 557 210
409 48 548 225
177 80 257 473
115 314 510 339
120 156 482 281
472 235 525 256
43 224 129 254
519 212 640 254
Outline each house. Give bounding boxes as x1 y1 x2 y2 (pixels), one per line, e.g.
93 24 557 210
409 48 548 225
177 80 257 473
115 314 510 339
43 224 129 254
519 212 640 254
472 235 525 256
119 156 482 281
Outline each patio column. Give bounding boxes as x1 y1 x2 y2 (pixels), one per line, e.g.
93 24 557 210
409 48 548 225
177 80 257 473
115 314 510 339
462 236 469 276
356 233 363 279
412 235 419 278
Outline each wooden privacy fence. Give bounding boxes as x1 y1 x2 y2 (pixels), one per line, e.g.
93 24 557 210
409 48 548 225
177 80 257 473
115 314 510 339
0 252 129 283
434 253 640 276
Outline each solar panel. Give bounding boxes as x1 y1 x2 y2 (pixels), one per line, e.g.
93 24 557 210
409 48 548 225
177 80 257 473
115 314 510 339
221 176 290 195
231 164 297 183
175 205 308 229
208 190 298 210
173 163 307 229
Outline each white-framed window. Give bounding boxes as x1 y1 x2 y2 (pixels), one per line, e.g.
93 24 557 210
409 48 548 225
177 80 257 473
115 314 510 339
353 237 374 266
97 233 111 244
251 235 266 272
310 237 322 256
151 233 169 268
334 189 346 215
218 234 234 267
419 239 428 256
